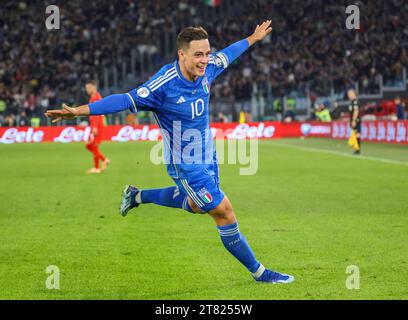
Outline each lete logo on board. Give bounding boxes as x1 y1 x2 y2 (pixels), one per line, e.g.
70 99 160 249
301 123 312 136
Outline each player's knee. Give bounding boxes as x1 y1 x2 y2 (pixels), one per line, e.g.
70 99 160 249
209 197 236 223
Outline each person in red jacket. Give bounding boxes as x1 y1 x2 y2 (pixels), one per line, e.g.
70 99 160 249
85 80 110 174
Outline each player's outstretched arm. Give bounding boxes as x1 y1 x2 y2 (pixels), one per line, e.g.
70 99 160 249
246 20 273 46
45 104 89 123
45 93 135 123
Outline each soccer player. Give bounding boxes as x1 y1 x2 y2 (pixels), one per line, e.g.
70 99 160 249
45 20 295 284
347 88 361 155
84 80 110 173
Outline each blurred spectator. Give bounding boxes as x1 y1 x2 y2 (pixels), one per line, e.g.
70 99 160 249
216 111 228 123
283 106 296 123
137 111 152 124
18 110 30 126
314 101 332 122
233 78 252 115
244 111 252 123
0 99 6 113
395 96 405 120
125 113 138 125
273 99 283 121
238 109 252 123
3 114 16 127
239 110 246 123
30 116 41 127
114 116 121 125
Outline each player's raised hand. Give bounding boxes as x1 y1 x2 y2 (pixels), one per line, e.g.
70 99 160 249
247 20 273 46
45 103 78 123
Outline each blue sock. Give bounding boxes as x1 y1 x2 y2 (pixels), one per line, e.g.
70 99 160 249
140 186 193 212
217 222 262 274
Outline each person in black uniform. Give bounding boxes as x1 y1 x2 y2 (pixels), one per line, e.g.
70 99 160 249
347 88 361 154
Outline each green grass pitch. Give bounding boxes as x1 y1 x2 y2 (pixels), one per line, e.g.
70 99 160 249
0 138 407 299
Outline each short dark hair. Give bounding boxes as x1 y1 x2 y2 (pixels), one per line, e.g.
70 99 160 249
177 26 208 50
86 80 97 86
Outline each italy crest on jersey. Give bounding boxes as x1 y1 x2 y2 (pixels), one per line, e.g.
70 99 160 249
198 188 213 203
202 77 210 94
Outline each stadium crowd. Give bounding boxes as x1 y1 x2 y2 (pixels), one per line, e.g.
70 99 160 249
0 0 407 126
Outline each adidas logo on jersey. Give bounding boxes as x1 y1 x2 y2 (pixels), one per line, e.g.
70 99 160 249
176 96 186 104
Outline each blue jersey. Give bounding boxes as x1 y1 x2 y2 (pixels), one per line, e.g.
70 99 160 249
127 53 230 179
89 39 250 180
126 40 249 179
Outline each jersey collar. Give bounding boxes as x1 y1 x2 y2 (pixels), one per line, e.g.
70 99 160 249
174 60 203 87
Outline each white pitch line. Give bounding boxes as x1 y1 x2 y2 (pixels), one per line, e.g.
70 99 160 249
263 141 408 167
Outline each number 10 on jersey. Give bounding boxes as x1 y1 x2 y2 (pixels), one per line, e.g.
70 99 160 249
191 99 205 119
